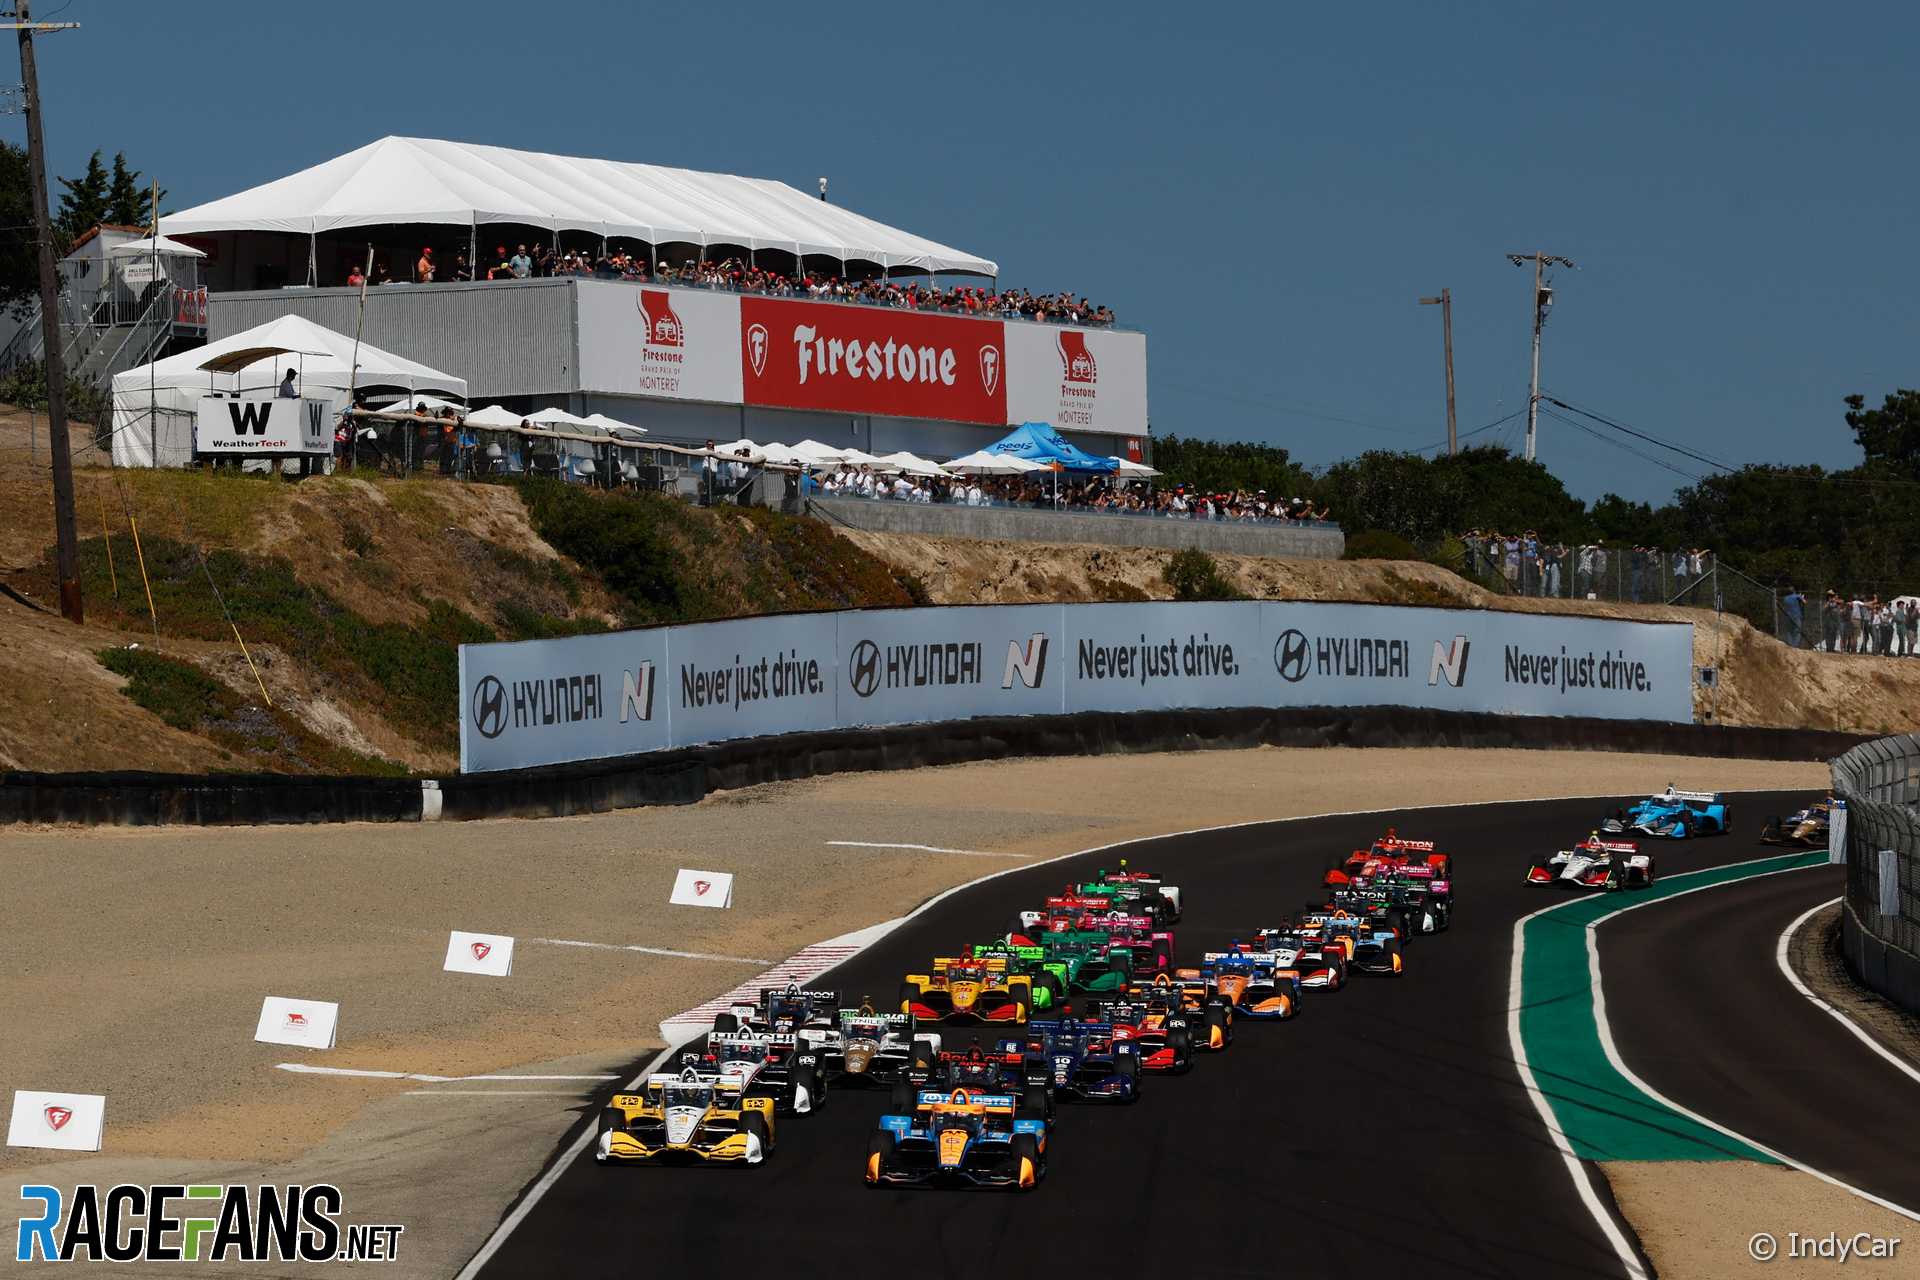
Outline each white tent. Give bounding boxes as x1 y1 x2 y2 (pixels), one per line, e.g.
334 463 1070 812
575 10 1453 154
1108 456 1162 477
713 437 765 460
464 404 525 428
944 450 1050 476
789 439 850 467
107 234 207 260
524 407 595 429
583 411 647 438
162 136 997 275
109 314 466 468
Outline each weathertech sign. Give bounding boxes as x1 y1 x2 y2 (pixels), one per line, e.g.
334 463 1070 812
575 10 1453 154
457 603 1691 771
740 296 1007 425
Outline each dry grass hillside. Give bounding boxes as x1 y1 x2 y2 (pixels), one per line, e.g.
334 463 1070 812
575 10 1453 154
831 528 1920 736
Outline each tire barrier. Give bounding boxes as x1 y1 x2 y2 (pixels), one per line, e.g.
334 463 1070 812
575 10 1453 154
3 707 1864 828
1831 733 1920 1015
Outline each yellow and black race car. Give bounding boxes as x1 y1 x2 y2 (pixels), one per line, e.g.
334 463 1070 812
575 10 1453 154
595 1066 776 1165
900 955 1033 1024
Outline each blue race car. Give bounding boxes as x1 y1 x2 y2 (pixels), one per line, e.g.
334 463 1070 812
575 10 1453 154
865 1088 1047 1190
1020 1015 1142 1102
1601 787 1731 839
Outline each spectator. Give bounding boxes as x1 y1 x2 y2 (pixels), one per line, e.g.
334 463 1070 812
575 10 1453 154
278 368 299 399
415 247 434 284
1781 586 1804 648
346 263 365 288
510 244 532 280
1906 599 1919 656
451 251 473 282
486 246 514 281
1823 591 1843 652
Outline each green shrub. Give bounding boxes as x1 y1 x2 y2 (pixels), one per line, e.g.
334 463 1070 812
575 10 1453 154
97 645 229 731
1342 528 1419 561
1164 548 1245 601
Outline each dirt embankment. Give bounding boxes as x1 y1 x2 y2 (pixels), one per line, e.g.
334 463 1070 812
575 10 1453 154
833 527 1920 735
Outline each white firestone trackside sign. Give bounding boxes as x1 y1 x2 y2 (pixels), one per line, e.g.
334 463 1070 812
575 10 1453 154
457 602 1694 772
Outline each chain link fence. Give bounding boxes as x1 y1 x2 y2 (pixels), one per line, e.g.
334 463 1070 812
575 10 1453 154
1831 733 1920 1013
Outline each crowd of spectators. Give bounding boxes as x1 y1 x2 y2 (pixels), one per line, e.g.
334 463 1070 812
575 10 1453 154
1463 532 1715 602
811 467 1330 523
1788 590 1920 655
354 244 1114 325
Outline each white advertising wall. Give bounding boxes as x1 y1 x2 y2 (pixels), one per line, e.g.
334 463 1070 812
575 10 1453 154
1002 324 1149 438
458 601 1693 772
575 280 743 403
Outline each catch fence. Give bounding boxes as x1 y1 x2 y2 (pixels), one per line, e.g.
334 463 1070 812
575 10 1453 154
1831 733 1920 1013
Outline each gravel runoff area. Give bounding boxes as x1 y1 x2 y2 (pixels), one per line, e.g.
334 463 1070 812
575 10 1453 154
1 747 1825 1277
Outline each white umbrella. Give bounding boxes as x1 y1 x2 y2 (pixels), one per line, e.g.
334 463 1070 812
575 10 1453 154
465 405 526 428
526 407 596 429
585 412 648 437
1108 455 1161 476
758 442 804 466
878 450 948 477
714 437 764 460
944 450 1050 476
790 438 851 467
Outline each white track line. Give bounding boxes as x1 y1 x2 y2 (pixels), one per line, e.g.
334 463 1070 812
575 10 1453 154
457 785 1811 1280
1586 864 1920 1223
276 1064 620 1083
528 937 774 965
1507 901 1651 1280
404 1090 596 1098
1776 896 1920 1089
827 840 1029 859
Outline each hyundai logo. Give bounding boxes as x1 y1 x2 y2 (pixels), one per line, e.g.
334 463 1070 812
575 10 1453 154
472 675 507 738
848 639 881 698
1274 629 1310 683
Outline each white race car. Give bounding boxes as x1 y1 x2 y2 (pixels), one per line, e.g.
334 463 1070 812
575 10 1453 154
1526 835 1654 890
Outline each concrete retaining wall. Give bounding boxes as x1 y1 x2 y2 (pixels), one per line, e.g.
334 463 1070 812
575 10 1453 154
1841 899 1920 1016
2 707 1860 827
809 496 1344 559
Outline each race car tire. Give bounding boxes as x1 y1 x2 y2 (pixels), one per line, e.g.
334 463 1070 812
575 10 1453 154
1021 1083 1051 1120
791 1060 822 1114
1204 1000 1233 1047
1381 936 1404 975
1011 1133 1042 1189
889 1078 916 1114
1035 971 1064 1009
1165 1023 1194 1067
712 1012 739 1035
864 1129 892 1185
742 1109 772 1163
897 982 920 1016
1329 952 1349 988
1722 807 1733 834
1382 907 1408 941
1761 817 1781 843
1106 949 1132 975
911 1038 939 1071
1114 1050 1141 1097
1150 937 1173 970
597 1104 625 1137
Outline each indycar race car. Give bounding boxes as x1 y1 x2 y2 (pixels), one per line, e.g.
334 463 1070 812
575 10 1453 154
900 955 1033 1024
1007 910 1175 977
1338 868 1451 935
1326 830 1453 887
866 1088 1047 1190
1760 800 1835 849
1125 971 1235 1047
697 1030 828 1113
1074 861 1183 925
1246 928 1348 990
1297 908 1404 975
1527 835 1655 890
805 1003 939 1086
1601 787 1731 839
890 1038 1053 1121
1195 949 1304 1019
1022 1014 1144 1101
713 982 839 1038
968 940 1132 1008
596 1064 775 1165
1085 992 1203 1073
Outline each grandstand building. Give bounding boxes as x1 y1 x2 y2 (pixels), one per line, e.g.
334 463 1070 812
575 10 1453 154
163 137 1148 460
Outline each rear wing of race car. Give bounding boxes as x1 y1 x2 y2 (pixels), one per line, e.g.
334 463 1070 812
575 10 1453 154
1580 838 1640 854
917 1088 1016 1112
933 955 1009 974
1655 789 1722 803
1376 837 1436 851
760 986 838 1005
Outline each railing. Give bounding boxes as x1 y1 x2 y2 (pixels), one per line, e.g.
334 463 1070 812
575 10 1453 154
1832 734 1920 1012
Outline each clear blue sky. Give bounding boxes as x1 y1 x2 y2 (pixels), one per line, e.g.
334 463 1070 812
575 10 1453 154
16 0 1917 503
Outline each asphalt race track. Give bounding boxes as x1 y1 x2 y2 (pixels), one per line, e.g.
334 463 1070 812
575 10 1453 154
1601 862 1920 1213
474 789 1845 1280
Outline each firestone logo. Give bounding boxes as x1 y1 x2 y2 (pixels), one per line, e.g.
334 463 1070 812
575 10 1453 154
979 345 1001 395
1057 330 1098 385
637 291 684 347
746 323 769 377
790 323 961 388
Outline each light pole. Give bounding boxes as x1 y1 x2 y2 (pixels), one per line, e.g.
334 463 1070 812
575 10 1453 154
1418 289 1457 455
1505 251 1575 462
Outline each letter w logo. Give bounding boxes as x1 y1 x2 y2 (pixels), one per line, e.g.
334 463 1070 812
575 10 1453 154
1428 636 1471 687
227 401 273 436
620 662 656 723
1002 634 1050 689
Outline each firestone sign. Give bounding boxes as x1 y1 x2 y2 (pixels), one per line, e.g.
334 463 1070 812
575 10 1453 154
573 280 1148 435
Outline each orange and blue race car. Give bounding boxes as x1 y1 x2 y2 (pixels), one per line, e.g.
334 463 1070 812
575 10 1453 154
865 1087 1048 1190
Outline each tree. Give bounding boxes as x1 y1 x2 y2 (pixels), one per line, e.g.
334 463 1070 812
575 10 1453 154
105 152 161 228
1151 434 1314 500
0 141 37 317
1843 390 1920 478
54 149 110 247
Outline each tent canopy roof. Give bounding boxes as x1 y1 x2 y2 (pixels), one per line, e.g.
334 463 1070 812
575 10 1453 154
111 314 466 396
984 422 1119 472
161 136 998 275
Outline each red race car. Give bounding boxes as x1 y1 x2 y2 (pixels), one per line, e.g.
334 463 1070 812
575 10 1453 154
1325 829 1454 889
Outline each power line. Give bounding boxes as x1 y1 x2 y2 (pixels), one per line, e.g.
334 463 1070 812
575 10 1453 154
1541 394 1736 473
1536 406 1704 483
1414 407 1525 455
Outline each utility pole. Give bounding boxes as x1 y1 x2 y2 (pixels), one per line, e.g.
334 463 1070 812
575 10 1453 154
1418 288 1457 455
7 0 84 623
1505 251 1574 463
